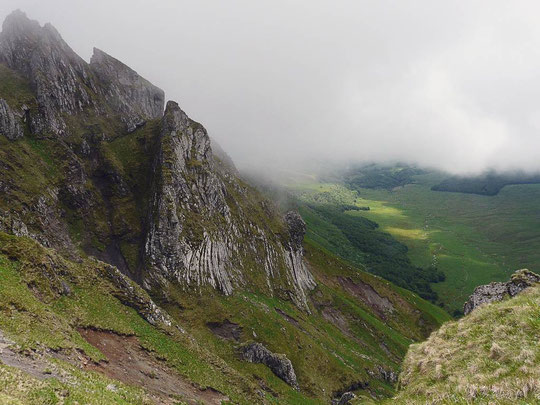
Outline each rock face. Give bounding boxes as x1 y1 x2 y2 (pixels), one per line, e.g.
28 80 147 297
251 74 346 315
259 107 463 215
0 11 315 310
90 48 165 132
144 100 236 294
101 261 172 327
283 211 317 305
463 269 540 315
0 99 23 140
143 102 315 308
240 342 298 389
0 10 164 137
0 10 96 135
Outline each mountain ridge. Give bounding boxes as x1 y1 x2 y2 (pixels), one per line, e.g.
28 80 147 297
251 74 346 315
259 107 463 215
0 10 452 404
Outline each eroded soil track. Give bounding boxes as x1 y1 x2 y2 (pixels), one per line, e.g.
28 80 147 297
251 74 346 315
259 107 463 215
79 329 227 405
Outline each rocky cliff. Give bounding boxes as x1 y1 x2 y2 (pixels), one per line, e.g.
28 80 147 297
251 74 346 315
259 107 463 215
0 11 452 403
0 10 314 308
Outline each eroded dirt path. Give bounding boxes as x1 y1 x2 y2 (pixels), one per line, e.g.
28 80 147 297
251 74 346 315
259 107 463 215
79 329 227 405
0 330 64 381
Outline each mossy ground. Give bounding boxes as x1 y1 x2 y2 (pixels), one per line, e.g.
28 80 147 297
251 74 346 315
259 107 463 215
160 239 449 403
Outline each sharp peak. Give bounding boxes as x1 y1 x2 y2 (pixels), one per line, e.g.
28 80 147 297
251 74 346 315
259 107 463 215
91 47 112 60
164 100 188 117
91 47 140 74
2 9 63 42
2 9 40 31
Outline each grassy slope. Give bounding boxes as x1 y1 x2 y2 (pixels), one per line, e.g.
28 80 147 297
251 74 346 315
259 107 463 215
0 232 262 404
288 174 540 314
0 232 449 404
159 238 450 403
390 285 540 404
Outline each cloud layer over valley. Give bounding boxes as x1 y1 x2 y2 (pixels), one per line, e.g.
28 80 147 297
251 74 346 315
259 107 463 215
2 1 540 174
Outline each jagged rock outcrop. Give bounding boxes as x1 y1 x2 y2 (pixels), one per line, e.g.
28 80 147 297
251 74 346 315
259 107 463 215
0 99 23 140
240 342 298 389
0 10 96 135
100 261 172 327
143 100 237 294
463 269 540 314
284 211 316 306
90 47 164 132
143 101 315 307
0 11 316 310
0 10 164 136
332 392 356 405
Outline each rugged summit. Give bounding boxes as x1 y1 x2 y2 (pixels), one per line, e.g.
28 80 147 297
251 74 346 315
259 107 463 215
0 10 96 135
0 10 315 308
0 11 452 403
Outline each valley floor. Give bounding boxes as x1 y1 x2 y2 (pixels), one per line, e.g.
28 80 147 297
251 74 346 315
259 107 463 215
287 172 540 313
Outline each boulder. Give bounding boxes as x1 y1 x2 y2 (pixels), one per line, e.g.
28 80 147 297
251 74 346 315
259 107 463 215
240 342 298 389
332 392 356 405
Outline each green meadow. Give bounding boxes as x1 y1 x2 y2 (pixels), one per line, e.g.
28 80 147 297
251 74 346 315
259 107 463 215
288 172 540 314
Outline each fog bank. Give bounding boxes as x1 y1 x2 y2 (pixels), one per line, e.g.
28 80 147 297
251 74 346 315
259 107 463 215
2 1 540 175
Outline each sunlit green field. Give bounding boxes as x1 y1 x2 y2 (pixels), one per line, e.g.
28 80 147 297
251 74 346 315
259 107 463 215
288 173 540 313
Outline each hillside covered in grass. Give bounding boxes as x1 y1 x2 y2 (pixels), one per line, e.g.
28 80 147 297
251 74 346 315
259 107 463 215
393 282 540 404
0 231 450 404
0 11 454 403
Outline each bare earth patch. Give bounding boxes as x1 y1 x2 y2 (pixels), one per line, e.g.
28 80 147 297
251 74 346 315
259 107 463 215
338 276 394 318
79 329 227 405
0 330 64 381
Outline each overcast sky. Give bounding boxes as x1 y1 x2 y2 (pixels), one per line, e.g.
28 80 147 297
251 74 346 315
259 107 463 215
2 1 540 174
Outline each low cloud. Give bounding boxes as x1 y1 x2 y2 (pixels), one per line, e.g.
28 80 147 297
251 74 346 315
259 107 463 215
2 0 540 174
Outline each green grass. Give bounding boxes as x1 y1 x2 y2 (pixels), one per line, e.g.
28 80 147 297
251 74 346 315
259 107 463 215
391 284 540 404
347 173 540 314
290 183 446 303
0 362 152 405
161 239 449 403
0 231 450 403
288 173 540 314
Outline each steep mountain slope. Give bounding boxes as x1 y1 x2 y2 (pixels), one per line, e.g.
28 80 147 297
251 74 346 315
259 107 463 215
0 9 314 308
0 231 449 404
0 10 450 403
391 273 539 404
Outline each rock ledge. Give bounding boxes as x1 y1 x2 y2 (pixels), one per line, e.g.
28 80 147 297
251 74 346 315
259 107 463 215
463 269 540 315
